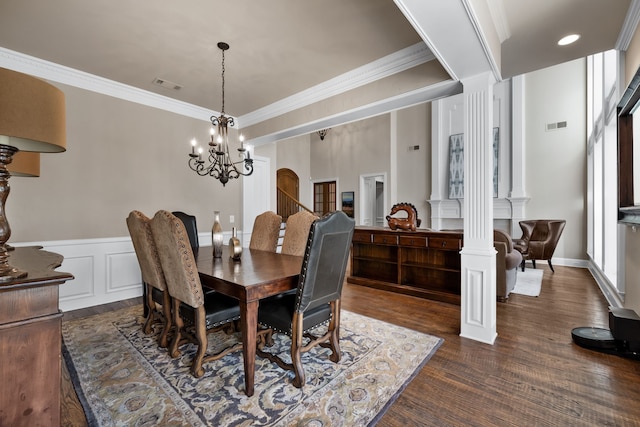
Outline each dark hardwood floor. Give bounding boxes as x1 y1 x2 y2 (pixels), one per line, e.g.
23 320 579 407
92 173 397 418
61 266 640 426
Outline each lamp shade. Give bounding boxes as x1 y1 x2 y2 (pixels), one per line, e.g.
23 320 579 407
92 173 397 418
7 151 40 177
0 67 66 153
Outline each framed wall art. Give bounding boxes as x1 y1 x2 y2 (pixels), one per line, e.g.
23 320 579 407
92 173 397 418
341 191 354 218
448 128 499 199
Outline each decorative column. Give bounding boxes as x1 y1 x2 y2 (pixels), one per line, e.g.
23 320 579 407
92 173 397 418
508 75 530 237
460 72 497 344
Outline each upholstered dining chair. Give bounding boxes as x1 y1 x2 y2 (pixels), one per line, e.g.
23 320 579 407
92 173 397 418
171 211 199 255
513 219 566 272
150 210 242 378
256 211 355 388
249 211 283 252
281 210 319 256
126 210 172 348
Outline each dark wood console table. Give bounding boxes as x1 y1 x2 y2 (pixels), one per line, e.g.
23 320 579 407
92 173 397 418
347 227 463 304
0 246 73 427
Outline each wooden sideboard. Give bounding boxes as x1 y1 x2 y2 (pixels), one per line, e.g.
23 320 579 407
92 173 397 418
347 226 463 304
0 246 73 427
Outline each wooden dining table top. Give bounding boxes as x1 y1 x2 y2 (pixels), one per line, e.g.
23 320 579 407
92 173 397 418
195 246 303 300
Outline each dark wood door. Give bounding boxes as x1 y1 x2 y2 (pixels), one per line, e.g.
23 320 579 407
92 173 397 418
277 168 299 220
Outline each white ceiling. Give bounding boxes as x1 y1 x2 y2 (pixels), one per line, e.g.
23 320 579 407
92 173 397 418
0 0 635 140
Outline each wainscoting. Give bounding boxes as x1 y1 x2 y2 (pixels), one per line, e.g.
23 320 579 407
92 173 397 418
13 230 243 312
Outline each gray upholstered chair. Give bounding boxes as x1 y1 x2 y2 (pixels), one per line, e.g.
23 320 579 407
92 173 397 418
513 220 566 272
281 210 319 256
150 210 241 378
257 211 355 388
494 229 523 302
126 210 172 348
249 211 283 252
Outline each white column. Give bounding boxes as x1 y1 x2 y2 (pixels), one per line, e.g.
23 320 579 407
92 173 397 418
460 72 497 344
508 75 529 237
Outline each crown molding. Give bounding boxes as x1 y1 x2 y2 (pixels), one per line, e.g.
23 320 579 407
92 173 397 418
248 79 462 147
0 47 215 121
237 42 435 128
617 0 640 51
485 0 511 43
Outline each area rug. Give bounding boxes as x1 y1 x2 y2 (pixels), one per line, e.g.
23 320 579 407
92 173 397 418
511 268 544 297
62 305 443 426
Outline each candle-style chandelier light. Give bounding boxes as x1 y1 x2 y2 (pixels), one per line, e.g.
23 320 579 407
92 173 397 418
188 42 253 186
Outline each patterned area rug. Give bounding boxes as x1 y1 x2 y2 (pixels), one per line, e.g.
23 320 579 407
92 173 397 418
62 305 443 426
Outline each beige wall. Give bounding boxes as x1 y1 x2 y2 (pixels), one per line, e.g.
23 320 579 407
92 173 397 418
9 83 242 242
523 59 587 261
309 115 391 222
625 23 640 87
275 134 312 209
395 103 431 226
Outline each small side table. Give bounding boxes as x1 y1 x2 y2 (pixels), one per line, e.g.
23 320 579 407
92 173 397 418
0 246 74 427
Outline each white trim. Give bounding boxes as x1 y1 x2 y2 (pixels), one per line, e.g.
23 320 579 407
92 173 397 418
239 42 435 127
461 0 503 82
616 0 640 51
248 79 462 147
0 47 215 121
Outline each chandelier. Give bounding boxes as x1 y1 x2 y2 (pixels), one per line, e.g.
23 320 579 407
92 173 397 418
188 42 253 186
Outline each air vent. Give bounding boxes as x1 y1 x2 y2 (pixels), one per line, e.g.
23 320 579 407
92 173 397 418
152 77 182 91
408 145 420 151
546 121 567 131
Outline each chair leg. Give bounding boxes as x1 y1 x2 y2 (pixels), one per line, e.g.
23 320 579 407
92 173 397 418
290 312 306 388
548 259 555 273
328 300 342 363
531 259 536 269
142 283 155 335
169 299 182 359
158 289 172 348
520 259 525 272
191 305 207 378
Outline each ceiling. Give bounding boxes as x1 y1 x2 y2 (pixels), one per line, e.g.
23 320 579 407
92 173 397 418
0 0 635 142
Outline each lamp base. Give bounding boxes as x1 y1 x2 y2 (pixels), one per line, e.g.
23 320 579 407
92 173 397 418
0 145 28 283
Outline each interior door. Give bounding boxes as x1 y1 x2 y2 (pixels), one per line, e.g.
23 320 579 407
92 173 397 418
360 174 385 226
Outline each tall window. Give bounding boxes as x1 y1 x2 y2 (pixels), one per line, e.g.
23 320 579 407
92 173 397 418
313 181 336 216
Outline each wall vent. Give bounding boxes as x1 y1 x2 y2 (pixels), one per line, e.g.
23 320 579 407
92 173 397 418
408 145 420 151
152 77 182 91
546 121 567 131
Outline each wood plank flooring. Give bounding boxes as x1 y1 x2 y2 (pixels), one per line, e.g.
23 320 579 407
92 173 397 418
61 266 640 426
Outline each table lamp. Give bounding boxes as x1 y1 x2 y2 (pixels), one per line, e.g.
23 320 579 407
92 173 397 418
0 67 66 282
7 151 40 177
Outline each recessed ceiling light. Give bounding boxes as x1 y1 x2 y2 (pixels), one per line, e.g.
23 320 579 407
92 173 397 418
558 34 580 46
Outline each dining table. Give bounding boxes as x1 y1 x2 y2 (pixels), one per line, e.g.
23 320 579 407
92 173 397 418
195 245 303 397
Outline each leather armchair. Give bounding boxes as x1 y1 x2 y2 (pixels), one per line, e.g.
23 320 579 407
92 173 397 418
513 220 566 272
494 229 523 302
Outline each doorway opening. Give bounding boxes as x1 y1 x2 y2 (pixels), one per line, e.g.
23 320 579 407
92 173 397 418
360 174 386 226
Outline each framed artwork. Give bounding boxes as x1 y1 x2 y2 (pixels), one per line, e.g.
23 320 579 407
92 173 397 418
448 133 464 198
448 128 499 199
341 191 354 218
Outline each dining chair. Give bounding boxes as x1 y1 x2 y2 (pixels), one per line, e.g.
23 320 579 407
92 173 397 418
281 210 318 256
126 210 172 348
256 210 355 388
171 211 199 255
249 211 282 252
150 210 242 378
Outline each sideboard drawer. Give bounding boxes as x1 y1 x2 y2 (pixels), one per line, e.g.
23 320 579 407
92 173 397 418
373 234 398 245
399 235 427 247
352 232 372 243
429 237 462 251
